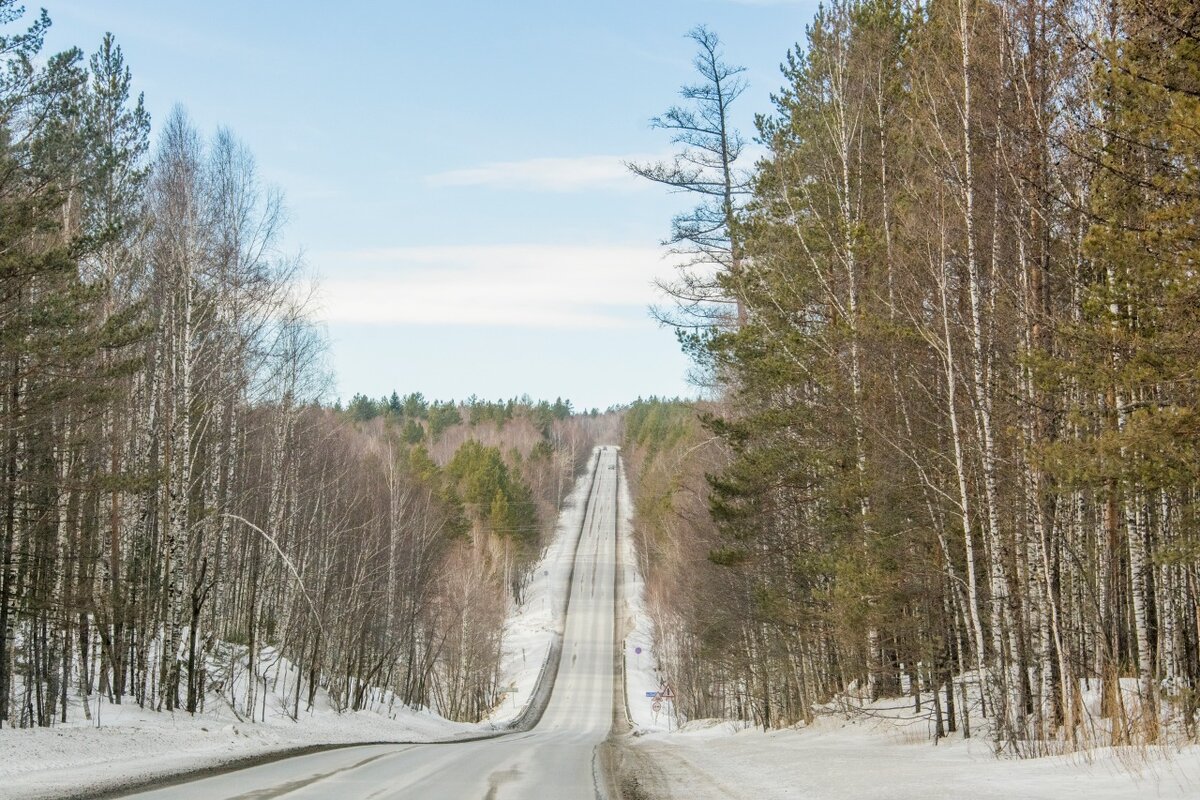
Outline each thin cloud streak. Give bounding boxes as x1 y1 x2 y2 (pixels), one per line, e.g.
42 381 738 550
426 154 655 192
314 244 680 329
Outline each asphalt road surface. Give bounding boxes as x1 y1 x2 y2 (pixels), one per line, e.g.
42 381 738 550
123 446 621 800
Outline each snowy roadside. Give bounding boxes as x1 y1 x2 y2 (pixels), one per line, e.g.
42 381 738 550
625 717 1200 800
0 699 471 800
617 454 673 733
486 446 601 726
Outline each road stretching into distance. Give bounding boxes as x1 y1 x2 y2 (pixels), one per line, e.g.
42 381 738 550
123 446 622 800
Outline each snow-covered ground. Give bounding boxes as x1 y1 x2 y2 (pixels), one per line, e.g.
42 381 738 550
486 447 599 725
618 455 673 733
0 677 471 800
626 716 1200 800
0 453 603 800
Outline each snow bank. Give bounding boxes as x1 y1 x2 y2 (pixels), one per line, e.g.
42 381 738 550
0 677 470 800
628 717 1200 800
617 454 674 733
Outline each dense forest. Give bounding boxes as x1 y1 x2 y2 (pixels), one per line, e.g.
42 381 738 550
0 3 603 729
626 0 1199 753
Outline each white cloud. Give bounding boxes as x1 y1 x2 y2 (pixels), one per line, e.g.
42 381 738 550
426 155 653 192
313 244 685 329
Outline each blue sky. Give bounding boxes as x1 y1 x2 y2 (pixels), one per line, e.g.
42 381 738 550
43 0 818 410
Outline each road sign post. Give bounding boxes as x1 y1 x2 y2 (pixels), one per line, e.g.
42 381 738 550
660 683 676 731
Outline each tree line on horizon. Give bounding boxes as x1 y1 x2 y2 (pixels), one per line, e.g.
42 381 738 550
626 0 1199 752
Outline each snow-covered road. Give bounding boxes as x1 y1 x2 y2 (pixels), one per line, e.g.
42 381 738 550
118 446 623 800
